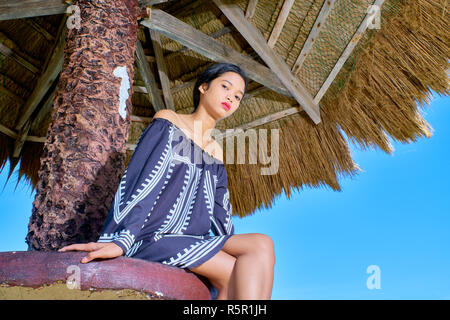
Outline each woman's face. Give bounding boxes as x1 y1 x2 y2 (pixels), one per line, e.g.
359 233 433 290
198 71 246 120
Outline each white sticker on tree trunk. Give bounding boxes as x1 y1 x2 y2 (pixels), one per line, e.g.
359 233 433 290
113 66 130 120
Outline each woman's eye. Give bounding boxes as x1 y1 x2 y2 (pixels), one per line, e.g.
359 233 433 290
235 96 240 101
222 84 227 89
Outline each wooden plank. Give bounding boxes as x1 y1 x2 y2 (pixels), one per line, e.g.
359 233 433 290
130 114 152 123
0 123 18 139
292 0 336 75
0 31 40 74
141 9 293 98
0 0 68 21
32 85 57 129
267 0 295 48
215 106 302 140
14 22 66 130
135 40 166 112
169 0 208 18
13 119 32 157
313 0 385 104
0 122 46 143
25 19 55 42
0 0 169 21
0 86 25 104
213 0 321 124
41 16 67 81
149 29 175 111
166 26 233 57
245 0 258 19
139 0 170 6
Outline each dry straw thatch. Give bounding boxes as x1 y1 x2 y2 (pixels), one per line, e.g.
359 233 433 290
0 0 448 218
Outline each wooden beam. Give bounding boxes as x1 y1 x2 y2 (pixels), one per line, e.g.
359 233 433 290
25 19 56 42
14 22 66 131
141 9 293 98
292 0 336 75
11 18 66 156
139 0 170 6
212 0 321 124
13 119 32 157
0 0 169 21
0 0 68 21
313 0 384 104
0 123 18 139
215 106 302 140
135 40 166 112
245 0 258 19
149 29 175 111
169 0 208 18
267 0 294 48
0 86 25 104
0 31 40 74
32 84 57 130
165 26 234 58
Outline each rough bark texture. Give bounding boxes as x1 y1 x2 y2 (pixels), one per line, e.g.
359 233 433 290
26 0 139 250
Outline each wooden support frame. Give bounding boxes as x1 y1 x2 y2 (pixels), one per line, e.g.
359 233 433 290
291 0 336 75
245 0 258 19
0 86 25 105
135 40 166 112
212 0 321 124
313 0 384 104
149 29 175 111
140 9 293 99
25 19 56 42
14 21 66 131
0 0 169 21
32 84 57 130
0 31 40 74
0 0 68 21
267 0 294 48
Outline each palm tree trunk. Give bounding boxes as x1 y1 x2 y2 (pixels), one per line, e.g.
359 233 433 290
26 0 139 250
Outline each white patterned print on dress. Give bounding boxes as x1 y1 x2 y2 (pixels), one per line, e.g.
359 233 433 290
98 229 135 253
153 153 203 242
161 235 229 268
113 125 175 225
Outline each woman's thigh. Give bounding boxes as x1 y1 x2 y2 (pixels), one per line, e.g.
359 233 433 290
187 249 236 289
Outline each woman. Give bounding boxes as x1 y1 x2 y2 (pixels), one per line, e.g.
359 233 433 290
59 63 275 300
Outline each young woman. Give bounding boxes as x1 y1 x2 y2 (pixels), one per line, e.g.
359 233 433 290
59 63 275 300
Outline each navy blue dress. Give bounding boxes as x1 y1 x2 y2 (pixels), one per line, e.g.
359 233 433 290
97 117 234 270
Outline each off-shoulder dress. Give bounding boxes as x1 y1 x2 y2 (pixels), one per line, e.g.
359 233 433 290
97 117 234 269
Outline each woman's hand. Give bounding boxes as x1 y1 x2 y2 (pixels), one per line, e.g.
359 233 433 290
58 242 124 263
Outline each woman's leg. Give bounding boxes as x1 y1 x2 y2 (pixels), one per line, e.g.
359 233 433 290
221 233 275 300
188 249 237 300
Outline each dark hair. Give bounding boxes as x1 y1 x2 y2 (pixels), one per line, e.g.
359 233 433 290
192 62 248 112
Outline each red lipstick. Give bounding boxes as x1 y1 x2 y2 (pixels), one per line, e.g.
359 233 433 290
222 102 231 110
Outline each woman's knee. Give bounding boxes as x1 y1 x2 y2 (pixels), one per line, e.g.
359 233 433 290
222 233 275 265
253 234 275 265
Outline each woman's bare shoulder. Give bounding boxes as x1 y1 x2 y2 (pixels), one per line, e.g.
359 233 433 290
153 109 178 123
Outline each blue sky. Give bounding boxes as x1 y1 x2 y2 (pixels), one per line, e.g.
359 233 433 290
1 92 448 300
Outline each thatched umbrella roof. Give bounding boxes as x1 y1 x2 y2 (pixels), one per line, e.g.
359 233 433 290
0 0 448 218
